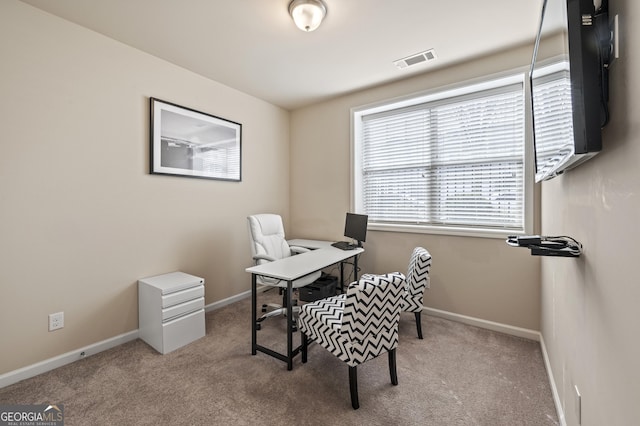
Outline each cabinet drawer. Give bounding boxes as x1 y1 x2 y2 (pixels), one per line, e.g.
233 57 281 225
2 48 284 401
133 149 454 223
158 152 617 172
162 297 204 322
161 310 205 354
161 285 204 308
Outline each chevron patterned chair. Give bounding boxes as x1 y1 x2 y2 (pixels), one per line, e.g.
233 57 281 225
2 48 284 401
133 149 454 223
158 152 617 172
298 272 405 409
402 247 432 339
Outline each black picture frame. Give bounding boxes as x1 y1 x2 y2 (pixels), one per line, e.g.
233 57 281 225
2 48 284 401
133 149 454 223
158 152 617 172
150 98 242 181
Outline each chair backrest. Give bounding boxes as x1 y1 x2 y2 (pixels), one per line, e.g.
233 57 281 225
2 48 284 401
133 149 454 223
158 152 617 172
341 272 405 366
247 214 292 265
403 247 432 312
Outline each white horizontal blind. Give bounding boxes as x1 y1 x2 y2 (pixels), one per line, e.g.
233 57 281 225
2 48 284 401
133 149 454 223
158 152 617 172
360 82 525 231
531 68 574 179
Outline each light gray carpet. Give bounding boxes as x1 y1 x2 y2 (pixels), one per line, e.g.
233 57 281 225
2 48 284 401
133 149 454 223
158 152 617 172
0 291 558 425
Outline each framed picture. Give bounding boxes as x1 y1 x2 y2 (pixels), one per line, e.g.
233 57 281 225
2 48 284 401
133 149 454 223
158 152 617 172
150 98 242 181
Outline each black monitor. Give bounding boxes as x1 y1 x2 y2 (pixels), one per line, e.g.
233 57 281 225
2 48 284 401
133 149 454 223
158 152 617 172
344 213 368 247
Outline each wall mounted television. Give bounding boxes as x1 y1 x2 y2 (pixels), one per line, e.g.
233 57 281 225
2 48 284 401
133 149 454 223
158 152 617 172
530 0 611 182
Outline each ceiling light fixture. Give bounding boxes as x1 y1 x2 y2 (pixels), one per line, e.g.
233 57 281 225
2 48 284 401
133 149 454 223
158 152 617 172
288 0 327 32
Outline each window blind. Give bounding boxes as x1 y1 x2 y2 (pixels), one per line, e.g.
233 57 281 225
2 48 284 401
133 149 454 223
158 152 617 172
531 68 574 178
359 82 525 231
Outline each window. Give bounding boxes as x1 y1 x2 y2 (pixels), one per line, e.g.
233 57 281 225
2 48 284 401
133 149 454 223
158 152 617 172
352 75 532 238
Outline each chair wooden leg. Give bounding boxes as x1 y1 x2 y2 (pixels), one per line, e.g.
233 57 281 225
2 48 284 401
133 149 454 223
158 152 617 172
301 332 308 363
349 366 359 409
415 312 423 339
388 348 398 385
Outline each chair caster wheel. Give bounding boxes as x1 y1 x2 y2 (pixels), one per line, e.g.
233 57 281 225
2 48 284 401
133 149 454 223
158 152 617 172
261 304 267 313
255 323 262 330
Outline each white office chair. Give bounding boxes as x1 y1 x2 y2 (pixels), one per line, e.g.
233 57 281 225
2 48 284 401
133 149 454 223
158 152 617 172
247 214 321 329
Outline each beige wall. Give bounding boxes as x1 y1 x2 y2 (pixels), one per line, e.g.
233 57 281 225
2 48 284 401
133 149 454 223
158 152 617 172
0 1 290 374
8 5 637 422
540 1 640 425
290 44 542 331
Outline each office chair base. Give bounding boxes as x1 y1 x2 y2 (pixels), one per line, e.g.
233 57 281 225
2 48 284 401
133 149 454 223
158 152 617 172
254 322 297 332
256 307 300 332
261 294 299 313
261 302 281 313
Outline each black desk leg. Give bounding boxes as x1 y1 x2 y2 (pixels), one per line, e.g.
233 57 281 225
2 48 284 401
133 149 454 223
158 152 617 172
354 255 359 280
286 280 293 371
339 262 344 293
251 274 257 355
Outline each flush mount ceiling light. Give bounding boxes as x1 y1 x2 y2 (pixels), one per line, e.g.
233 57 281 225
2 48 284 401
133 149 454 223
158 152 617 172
288 0 327 32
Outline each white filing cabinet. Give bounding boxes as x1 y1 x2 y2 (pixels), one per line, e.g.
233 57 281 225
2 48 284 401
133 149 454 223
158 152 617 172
138 271 205 354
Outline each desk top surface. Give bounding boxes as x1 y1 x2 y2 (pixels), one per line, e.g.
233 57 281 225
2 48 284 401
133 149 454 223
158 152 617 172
245 240 363 281
287 239 334 250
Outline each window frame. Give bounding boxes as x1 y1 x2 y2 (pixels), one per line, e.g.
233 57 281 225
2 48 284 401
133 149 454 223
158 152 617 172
350 72 534 239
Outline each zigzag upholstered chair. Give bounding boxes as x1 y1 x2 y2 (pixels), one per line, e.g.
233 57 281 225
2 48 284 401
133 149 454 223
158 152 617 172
298 272 405 409
402 247 432 339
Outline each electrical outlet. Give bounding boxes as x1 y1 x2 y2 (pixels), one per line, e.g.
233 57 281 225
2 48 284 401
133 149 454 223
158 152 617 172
48 312 64 331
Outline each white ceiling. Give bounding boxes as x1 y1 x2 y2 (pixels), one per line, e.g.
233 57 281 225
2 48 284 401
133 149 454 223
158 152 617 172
20 0 543 110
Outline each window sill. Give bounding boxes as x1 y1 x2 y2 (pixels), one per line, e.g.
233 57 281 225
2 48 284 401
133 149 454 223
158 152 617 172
369 223 527 240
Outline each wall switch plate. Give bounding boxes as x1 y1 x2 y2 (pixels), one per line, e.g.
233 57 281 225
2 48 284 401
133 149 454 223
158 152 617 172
48 312 64 331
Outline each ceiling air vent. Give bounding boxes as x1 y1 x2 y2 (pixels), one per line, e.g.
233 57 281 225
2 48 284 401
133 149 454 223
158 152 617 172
393 49 437 69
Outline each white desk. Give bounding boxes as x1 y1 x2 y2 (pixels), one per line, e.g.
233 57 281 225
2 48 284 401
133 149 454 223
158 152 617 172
246 239 364 370
287 239 335 250
289 239 361 293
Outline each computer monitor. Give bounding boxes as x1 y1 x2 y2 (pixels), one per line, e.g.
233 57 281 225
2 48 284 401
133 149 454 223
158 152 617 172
344 213 368 247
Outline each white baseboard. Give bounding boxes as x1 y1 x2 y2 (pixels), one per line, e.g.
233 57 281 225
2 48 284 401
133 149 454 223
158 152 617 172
425 307 564 424
0 330 138 389
0 289 261 390
423 307 541 341
0 294 548 393
540 334 566 426
203 287 259 312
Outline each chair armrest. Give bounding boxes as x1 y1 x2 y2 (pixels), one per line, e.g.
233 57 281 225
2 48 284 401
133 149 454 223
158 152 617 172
290 246 311 254
253 254 277 262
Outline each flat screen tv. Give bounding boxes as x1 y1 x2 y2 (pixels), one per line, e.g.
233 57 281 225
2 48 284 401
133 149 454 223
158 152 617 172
530 0 611 181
